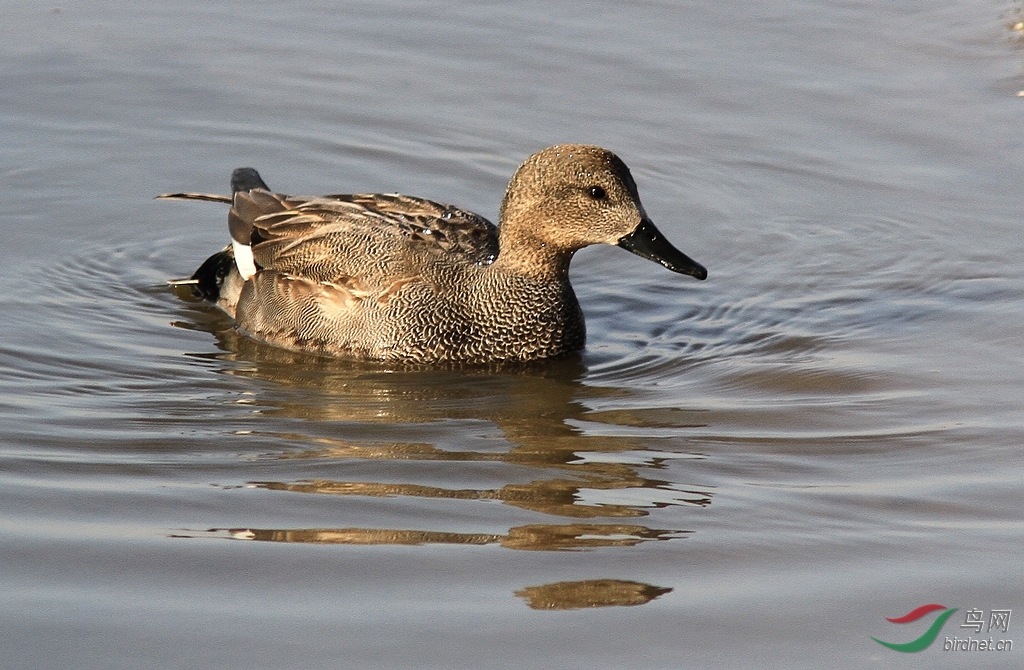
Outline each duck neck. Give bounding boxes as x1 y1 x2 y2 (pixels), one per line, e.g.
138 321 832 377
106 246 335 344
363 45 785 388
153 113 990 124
492 229 575 281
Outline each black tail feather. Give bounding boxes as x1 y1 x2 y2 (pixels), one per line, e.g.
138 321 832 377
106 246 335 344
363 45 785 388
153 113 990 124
231 168 270 193
165 168 270 302
190 249 235 301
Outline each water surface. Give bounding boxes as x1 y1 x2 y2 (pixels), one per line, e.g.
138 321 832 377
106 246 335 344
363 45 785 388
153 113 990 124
2 1 1023 668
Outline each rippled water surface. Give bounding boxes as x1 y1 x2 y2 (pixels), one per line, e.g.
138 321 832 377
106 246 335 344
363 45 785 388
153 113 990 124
2 1 1023 668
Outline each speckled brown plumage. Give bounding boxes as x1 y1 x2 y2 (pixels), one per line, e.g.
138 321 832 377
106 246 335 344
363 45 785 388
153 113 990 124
163 145 707 363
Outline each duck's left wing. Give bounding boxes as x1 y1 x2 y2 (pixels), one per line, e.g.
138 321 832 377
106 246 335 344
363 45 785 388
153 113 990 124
317 193 499 265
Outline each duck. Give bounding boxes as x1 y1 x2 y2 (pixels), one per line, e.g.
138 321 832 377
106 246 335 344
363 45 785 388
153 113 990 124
161 144 707 364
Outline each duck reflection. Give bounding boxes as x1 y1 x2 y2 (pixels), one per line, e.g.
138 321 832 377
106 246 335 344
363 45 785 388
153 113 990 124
253 476 710 519
192 523 689 551
516 579 672 609
174 299 713 554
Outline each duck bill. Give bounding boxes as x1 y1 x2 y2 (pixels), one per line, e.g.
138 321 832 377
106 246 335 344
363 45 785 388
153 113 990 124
618 219 707 279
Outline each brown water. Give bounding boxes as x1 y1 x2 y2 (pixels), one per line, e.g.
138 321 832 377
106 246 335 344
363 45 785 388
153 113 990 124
2 1 1023 668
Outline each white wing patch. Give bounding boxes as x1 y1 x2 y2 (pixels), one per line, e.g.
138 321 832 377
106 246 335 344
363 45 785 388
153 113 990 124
232 240 258 280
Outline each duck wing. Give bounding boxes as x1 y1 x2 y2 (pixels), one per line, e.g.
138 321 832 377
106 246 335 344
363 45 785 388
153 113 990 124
328 193 499 265
227 190 497 283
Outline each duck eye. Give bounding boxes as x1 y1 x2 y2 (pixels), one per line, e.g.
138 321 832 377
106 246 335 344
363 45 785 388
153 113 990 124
588 185 606 200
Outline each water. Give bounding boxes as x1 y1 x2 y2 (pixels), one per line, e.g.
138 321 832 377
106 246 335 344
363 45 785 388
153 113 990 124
1 1 1022 668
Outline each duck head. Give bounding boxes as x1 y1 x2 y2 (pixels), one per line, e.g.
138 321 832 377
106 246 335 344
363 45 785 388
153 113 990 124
498 144 707 280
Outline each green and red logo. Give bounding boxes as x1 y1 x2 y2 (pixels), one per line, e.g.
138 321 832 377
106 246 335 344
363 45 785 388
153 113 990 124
872 604 958 652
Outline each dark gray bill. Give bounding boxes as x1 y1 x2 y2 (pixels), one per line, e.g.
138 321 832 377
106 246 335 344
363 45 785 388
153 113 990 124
618 219 707 279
